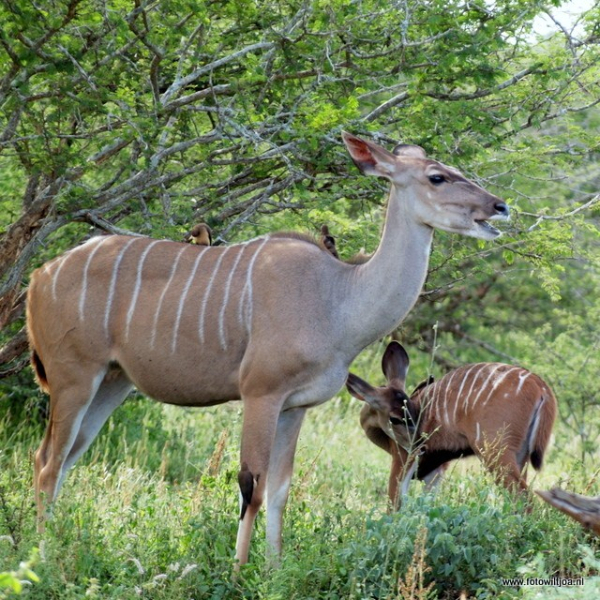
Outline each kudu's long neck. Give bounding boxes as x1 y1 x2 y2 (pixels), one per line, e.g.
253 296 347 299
344 187 434 353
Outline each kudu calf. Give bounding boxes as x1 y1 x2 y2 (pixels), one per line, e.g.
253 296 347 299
347 342 557 509
26 133 508 566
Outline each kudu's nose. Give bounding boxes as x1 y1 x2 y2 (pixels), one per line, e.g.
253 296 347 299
494 201 510 217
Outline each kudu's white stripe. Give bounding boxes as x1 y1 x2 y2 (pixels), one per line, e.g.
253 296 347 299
420 382 437 422
150 245 187 350
516 371 532 395
124 240 164 342
104 238 139 337
218 243 248 350
198 246 231 345
434 368 458 426
467 364 504 412
460 365 485 415
79 236 113 321
51 255 71 303
52 236 103 302
171 246 209 353
453 364 480 422
238 237 269 336
481 366 521 407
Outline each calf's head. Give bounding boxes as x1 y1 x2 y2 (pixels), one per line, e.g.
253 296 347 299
346 341 420 446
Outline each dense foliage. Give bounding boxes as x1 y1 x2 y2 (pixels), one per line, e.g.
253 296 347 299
1 0 600 597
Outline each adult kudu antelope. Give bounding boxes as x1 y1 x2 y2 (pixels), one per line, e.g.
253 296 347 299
347 342 557 509
26 133 509 566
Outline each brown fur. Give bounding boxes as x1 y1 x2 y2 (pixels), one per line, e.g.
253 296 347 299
320 225 339 258
347 342 557 508
185 223 212 246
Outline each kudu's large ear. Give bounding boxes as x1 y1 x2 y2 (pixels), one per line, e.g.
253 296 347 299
346 372 380 406
382 341 410 387
342 131 397 180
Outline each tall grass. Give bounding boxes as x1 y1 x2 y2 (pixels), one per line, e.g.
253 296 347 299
1 393 599 599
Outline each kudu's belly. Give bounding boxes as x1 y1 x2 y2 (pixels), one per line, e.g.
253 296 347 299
113 340 244 407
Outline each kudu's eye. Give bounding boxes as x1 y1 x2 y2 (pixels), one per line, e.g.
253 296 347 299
389 417 402 425
428 174 446 185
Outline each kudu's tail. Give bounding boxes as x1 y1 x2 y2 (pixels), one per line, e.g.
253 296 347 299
30 349 49 394
527 386 557 471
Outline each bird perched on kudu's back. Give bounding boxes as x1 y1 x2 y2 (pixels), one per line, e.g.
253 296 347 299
320 225 338 258
184 223 213 246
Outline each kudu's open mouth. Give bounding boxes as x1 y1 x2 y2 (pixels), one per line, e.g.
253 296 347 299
474 201 510 239
475 219 502 238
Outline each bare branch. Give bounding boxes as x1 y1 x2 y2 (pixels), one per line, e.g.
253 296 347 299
73 212 146 237
362 91 410 123
88 138 132 165
163 84 233 111
425 65 543 102
523 194 600 232
160 41 276 105
57 44 98 92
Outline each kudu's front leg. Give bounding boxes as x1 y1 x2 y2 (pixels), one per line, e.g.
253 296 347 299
234 395 284 567
388 444 414 511
265 407 306 567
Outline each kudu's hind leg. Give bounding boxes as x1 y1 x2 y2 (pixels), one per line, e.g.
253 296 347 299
479 441 529 495
495 453 529 494
472 432 529 495
60 370 133 482
35 369 107 529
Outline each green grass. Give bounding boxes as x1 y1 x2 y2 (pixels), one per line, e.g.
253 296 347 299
1 394 599 599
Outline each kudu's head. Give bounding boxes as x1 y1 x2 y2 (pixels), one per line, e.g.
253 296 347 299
347 341 420 446
342 132 509 240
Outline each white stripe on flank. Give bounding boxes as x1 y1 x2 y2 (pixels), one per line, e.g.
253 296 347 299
53 236 104 302
124 240 164 342
453 364 480 422
150 246 187 350
51 256 70 302
238 237 269 336
104 238 138 337
198 247 231 345
78 237 113 321
516 370 531 395
462 365 488 414
171 247 209 353
238 284 248 329
482 366 521 407
468 364 504 411
218 244 247 350
439 368 459 426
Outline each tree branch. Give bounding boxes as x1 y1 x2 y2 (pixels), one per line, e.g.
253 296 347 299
160 41 276 105
523 194 600 232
